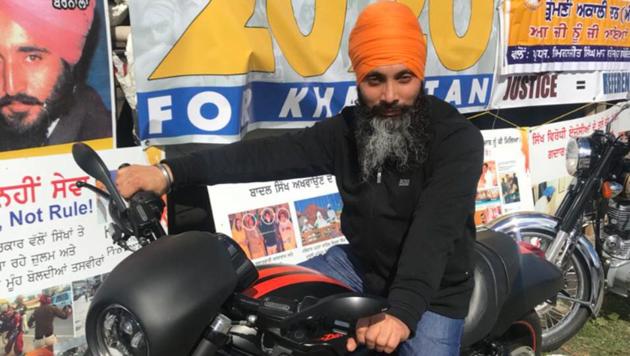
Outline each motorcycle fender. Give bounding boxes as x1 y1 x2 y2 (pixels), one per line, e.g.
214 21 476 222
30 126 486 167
574 235 605 316
486 212 605 316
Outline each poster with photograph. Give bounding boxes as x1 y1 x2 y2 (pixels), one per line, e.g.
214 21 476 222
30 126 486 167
228 203 299 260
475 128 534 225
294 193 343 248
0 147 150 354
208 175 348 266
0 0 116 160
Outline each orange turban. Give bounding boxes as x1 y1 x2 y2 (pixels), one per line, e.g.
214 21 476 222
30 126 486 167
349 1 427 83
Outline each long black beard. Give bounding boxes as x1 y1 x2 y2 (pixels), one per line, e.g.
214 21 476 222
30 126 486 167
354 91 432 182
0 62 75 152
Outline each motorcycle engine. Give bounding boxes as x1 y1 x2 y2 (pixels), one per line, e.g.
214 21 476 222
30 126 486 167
603 199 630 260
602 199 630 297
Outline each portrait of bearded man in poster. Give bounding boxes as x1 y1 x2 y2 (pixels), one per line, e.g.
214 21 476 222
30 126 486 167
0 0 113 153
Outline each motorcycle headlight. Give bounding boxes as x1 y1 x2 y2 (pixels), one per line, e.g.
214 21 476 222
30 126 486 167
96 305 148 356
566 137 593 176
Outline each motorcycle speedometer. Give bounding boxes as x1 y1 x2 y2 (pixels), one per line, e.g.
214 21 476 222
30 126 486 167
566 137 592 176
96 304 148 356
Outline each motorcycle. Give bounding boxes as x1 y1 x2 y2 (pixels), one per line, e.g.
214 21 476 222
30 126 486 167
487 100 630 351
72 142 562 356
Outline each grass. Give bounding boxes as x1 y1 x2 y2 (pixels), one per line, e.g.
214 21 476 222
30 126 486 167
547 294 630 355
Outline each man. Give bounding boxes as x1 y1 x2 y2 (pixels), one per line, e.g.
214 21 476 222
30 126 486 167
0 0 111 152
28 294 71 351
14 295 28 334
3 306 23 356
116 1 483 354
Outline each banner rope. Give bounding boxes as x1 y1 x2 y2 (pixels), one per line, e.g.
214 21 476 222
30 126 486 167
466 101 613 130
534 102 596 128
467 110 520 128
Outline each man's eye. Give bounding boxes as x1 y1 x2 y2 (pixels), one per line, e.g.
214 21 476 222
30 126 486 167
366 77 382 85
399 75 412 83
26 54 42 62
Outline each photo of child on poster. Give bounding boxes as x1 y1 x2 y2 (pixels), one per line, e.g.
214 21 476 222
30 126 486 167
228 203 298 261
294 193 343 246
1 284 74 355
0 0 114 155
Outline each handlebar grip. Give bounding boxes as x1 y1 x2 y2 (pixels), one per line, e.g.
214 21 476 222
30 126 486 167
191 339 219 356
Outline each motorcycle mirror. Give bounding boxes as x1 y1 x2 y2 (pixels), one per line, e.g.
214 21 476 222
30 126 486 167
72 143 127 213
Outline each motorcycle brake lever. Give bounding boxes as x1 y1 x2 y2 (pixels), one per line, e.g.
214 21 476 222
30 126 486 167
76 181 110 200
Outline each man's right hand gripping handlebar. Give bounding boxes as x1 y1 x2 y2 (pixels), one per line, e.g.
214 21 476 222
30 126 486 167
116 163 174 199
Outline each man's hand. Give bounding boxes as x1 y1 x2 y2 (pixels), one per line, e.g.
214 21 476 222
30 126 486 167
346 313 410 354
115 164 170 199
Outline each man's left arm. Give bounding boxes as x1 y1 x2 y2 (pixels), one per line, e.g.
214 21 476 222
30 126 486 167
387 123 484 334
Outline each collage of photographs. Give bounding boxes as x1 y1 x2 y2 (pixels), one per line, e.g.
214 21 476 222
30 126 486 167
474 160 522 226
227 193 344 262
0 274 107 356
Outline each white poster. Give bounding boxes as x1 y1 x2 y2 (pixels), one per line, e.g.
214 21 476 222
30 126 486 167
208 175 347 266
0 147 149 355
528 102 629 185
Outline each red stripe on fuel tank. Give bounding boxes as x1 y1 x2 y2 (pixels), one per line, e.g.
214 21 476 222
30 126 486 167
244 273 351 298
256 265 324 279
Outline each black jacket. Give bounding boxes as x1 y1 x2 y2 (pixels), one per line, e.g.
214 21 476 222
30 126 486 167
166 96 484 332
47 84 112 145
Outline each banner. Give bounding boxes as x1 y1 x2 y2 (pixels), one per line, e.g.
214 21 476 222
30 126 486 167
129 0 500 145
500 0 630 74
0 0 116 160
490 70 630 109
475 128 534 225
0 147 149 355
529 102 630 214
528 102 629 185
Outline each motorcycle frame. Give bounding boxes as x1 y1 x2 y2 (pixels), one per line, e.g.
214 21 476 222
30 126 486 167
487 212 605 316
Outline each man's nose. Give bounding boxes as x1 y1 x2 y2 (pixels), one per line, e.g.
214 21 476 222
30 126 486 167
382 81 398 105
2 61 26 96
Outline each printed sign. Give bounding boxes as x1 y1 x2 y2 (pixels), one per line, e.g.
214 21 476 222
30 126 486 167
501 0 630 74
0 147 149 355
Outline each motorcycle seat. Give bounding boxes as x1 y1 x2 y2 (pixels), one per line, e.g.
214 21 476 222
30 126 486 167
461 229 520 347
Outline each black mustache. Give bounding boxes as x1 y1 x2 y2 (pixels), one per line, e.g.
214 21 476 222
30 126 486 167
371 102 410 116
0 94 44 107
